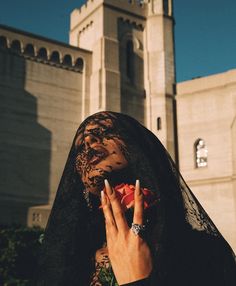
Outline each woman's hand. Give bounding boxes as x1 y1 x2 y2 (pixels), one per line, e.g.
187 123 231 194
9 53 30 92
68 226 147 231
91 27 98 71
101 179 152 285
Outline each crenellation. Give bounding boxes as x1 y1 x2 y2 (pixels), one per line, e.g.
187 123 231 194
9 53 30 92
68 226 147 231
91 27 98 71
118 17 144 31
71 0 148 31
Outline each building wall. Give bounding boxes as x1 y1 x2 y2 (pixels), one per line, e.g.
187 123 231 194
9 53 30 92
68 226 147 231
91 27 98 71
70 0 177 159
177 70 236 251
1 2 235 254
0 26 92 224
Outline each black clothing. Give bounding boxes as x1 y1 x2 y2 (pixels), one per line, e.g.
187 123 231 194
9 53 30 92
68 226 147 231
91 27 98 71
122 277 150 285
36 111 236 286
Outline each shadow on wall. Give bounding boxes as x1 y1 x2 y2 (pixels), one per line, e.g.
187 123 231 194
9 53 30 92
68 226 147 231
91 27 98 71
118 18 145 125
0 46 51 225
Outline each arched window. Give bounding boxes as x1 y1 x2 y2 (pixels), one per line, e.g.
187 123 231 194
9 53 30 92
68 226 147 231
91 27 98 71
50 51 60 63
24 44 35 56
126 40 134 82
138 0 145 7
0 36 8 49
38 47 48 60
163 0 169 15
62 54 72 67
157 117 162 130
194 139 208 168
74 57 84 72
11 40 22 53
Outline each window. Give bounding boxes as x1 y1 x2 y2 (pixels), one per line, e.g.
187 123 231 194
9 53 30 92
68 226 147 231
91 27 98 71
74 57 84 72
194 139 208 168
157 117 162 130
50 51 60 63
163 0 169 15
24 44 35 56
32 212 42 223
11 40 21 53
126 40 134 82
62 54 72 67
0 36 8 48
38 47 48 60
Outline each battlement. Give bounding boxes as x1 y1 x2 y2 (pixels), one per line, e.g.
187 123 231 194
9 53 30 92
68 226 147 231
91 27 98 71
71 0 149 30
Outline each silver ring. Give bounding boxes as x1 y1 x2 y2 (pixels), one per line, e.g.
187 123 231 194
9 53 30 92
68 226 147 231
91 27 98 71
131 223 146 236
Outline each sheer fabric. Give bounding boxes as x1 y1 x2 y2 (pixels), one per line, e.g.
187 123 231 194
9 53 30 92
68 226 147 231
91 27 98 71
36 111 236 286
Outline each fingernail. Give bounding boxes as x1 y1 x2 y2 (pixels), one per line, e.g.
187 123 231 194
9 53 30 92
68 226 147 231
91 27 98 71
135 179 141 195
104 179 113 195
101 190 106 204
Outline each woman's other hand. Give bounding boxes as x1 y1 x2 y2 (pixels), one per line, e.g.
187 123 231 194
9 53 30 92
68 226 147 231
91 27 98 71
101 179 152 285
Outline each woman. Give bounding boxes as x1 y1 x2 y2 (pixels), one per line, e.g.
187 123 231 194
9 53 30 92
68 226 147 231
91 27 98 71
37 111 236 286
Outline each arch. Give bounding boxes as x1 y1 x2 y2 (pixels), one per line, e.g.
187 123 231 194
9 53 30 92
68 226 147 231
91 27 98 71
24 43 35 56
50 51 61 64
157 117 162 131
10 39 22 53
62 54 72 67
194 138 208 168
0 36 8 49
74 57 84 72
38 47 48 60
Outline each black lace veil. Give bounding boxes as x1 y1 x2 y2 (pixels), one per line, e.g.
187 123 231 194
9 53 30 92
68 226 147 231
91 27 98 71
36 111 236 286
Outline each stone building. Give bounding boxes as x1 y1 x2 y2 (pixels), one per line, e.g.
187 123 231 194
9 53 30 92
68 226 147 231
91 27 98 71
177 70 236 251
0 25 92 223
0 0 235 251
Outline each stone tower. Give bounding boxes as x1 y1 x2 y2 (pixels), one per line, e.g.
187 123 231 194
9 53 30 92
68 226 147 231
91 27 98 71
70 0 177 159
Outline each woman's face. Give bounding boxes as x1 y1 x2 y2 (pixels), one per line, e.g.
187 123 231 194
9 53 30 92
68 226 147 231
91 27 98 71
75 117 128 195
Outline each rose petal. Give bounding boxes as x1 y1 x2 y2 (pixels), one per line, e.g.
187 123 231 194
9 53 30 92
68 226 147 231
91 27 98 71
115 183 125 191
121 192 134 207
123 184 133 195
126 201 135 209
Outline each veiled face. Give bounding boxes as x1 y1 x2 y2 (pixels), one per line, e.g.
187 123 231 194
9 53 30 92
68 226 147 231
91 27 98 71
75 116 128 195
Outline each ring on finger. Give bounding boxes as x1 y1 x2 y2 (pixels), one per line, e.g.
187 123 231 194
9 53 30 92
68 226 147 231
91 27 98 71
131 223 146 236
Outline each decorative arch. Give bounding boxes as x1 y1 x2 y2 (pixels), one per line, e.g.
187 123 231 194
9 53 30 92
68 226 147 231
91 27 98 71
10 39 22 53
0 36 8 49
24 43 35 56
194 138 208 168
120 32 142 51
38 47 48 60
74 57 84 72
50 51 61 63
62 54 72 67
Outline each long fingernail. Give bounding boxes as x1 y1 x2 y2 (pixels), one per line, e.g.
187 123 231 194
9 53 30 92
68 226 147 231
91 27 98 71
101 190 106 204
104 179 113 195
135 179 141 195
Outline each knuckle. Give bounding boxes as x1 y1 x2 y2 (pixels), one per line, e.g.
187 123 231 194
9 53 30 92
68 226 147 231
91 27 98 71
109 194 118 202
135 195 143 202
114 210 125 221
106 218 115 226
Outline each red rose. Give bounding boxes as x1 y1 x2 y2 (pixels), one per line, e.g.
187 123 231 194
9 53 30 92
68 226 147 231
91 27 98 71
114 183 156 210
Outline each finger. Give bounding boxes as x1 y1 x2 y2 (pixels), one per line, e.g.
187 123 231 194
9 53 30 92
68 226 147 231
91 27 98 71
101 190 117 238
133 179 143 225
104 179 129 233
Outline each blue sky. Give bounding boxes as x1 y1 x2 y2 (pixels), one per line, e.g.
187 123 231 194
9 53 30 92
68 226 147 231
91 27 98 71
0 0 235 82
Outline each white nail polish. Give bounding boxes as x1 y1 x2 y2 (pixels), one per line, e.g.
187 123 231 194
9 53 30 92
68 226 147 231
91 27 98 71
136 179 141 195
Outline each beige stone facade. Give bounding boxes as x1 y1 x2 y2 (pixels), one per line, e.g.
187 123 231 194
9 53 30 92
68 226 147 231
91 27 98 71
70 0 176 158
0 25 91 224
0 0 235 252
177 70 236 251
